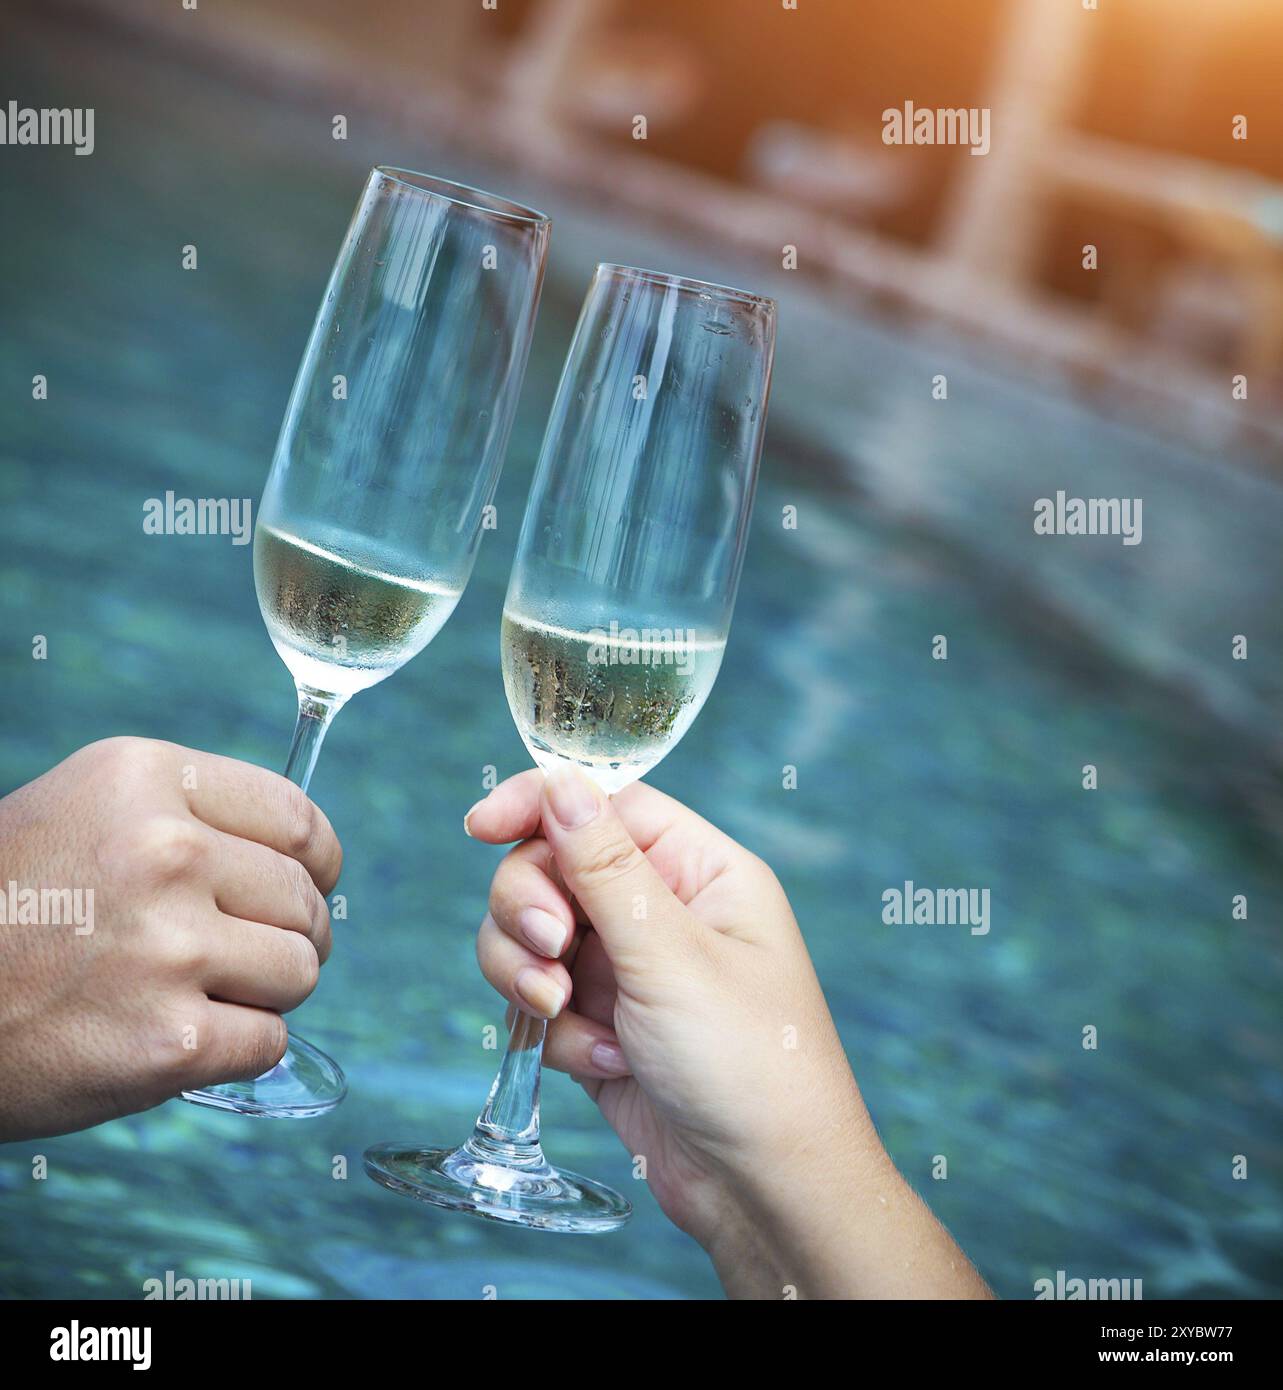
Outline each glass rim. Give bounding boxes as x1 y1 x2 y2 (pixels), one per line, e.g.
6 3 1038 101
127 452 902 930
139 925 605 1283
373 166 551 227
595 262 775 310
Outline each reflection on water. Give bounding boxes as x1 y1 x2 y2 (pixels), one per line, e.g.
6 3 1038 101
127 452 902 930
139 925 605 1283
0 13 1280 1300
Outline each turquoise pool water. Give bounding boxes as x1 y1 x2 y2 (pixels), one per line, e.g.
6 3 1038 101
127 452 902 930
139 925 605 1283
1 11 1281 1300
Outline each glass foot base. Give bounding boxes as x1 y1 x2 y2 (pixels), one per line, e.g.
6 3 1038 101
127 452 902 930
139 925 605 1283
363 1138 632 1233
181 1034 346 1117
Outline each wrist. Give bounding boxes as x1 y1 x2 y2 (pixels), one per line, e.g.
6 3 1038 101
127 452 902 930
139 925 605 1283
695 1100 991 1299
697 1100 894 1298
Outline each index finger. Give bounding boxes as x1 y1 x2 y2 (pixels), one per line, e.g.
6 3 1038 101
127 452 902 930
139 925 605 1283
178 747 343 895
464 769 547 844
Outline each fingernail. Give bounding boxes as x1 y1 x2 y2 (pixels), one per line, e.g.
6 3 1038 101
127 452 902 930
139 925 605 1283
519 906 568 958
515 966 566 1020
590 1041 630 1076
463 798 485 837
545 767 599 830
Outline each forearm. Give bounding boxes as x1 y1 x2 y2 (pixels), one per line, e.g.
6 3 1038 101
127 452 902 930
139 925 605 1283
704 1122 993 1300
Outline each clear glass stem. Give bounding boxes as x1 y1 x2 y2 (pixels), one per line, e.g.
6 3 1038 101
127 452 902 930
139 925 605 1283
468 1011 548 1166
283 689 344 793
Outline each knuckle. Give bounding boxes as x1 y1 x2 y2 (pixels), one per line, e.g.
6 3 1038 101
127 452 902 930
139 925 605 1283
239 1013 289 1078
82 734 132 766
474 916 505 986
743 850 779 888
311 895 332 962
88 734 150 764
143 999 208 1091
487 875 516 925
281 784 322 864
475 913 495 967
287 933 321 998
122 815 207 881
477 953 505 995
285 857 320 931
94 735 173 788
149 918 207 976
488 850 535 914
216 1012 288 1083
262 1013 290 1069
577 834 642 887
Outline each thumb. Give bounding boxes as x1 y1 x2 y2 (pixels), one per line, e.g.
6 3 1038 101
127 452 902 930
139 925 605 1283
540 766 700 980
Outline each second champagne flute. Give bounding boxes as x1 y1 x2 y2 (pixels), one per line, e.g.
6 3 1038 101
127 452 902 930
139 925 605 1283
181 167 550 1118
365 263 775 1225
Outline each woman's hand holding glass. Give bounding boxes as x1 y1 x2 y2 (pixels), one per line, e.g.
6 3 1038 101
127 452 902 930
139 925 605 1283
467 767 994 1300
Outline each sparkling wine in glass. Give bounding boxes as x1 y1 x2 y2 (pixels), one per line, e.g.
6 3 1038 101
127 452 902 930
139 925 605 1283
182 167 550 1118
365 263 775 1226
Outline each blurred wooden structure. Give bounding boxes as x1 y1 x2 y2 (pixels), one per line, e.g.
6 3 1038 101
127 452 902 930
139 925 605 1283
67 0 1283 449
940 0 1283 384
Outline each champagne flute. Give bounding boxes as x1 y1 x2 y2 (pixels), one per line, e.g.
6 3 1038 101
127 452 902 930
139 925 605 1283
364 263 775 1227
182 167 550 1118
